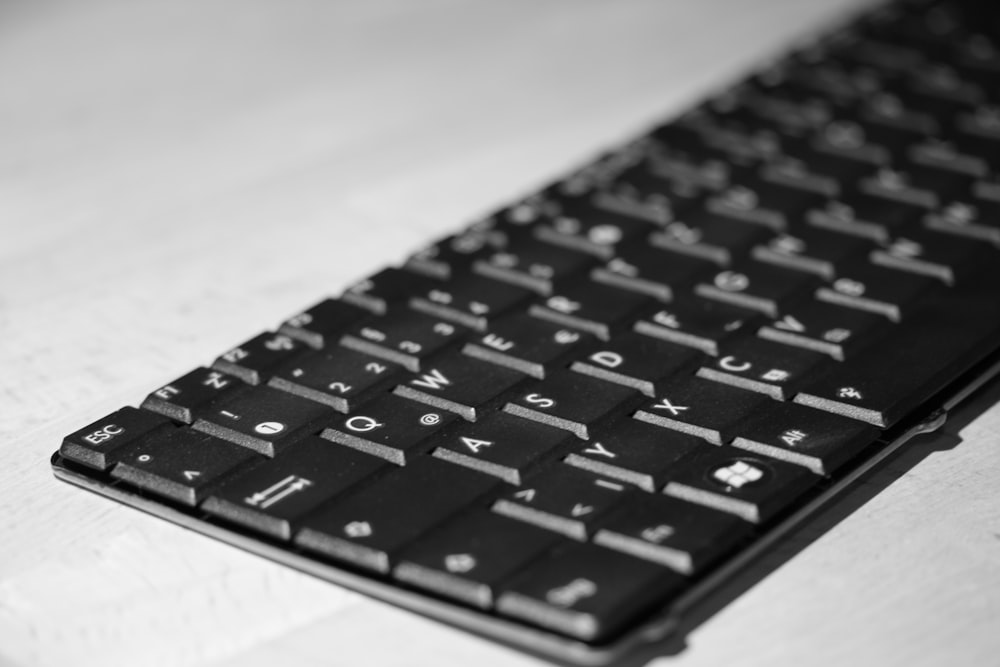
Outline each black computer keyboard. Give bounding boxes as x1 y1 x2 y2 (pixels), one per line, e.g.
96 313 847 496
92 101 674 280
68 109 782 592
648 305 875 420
52 0 1000 662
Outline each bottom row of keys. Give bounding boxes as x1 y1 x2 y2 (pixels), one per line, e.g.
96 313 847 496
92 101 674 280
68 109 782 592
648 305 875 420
61 406 824 642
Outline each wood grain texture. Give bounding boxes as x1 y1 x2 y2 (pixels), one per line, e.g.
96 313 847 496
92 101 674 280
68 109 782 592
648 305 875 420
2 1 999 665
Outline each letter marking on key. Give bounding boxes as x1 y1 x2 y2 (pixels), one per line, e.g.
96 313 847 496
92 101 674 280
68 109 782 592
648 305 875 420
461 437 494 453
653 398 688 416
583 442 616 459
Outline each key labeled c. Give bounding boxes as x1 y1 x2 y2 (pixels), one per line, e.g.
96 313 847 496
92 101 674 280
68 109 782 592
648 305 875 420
719 355 752 373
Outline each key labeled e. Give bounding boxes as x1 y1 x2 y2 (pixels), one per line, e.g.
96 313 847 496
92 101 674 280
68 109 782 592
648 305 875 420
588 350 623 369
83 424 124 446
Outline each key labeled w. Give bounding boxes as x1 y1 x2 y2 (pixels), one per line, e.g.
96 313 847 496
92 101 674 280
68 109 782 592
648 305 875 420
410 368 451 390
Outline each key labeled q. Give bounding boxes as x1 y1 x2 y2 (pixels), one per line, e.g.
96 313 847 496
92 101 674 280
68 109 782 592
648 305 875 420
345 415 384 433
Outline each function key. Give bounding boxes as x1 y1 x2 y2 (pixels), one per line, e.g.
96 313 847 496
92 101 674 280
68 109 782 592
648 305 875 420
393 510 561 609
462 312 595 379
340 310 468 372
503 370 638 440
110 428 257 506
320 393 457 465
294 456 499 574
192 385 332 457
341 268 438 315
496 542 686 642
212 332 310 385
60 406 171 471
663 446 820 523
201 435 386 540
141 367 241 423
268 348 402 412
593 493 752 574
278 298 370 349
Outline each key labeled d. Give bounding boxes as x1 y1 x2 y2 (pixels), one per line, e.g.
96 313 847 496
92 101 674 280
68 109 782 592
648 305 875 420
588 351 623 368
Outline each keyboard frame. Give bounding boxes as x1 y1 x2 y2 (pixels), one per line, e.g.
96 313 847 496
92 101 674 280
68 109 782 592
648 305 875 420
51 330 1000 665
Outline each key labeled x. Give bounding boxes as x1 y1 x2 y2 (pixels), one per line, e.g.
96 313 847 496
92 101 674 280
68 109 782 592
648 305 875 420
652 397 689 416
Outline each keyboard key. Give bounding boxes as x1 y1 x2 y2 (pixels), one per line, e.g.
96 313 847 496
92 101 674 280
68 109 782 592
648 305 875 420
60 407 171 471
141 367 241 423
504 370 639 440
462 312 595 379
648 216 769 266
663 446 820 522
869 227 995 285
591 242 713 300
568 332 698 397
757 300 887 360
192 385 333 456
751 227 869 280
342 267 438 314
320 394 457 465
528 281 652 341
733 402 880 475
294 456 499 573
212 332 310 385
393 352 526 421
925 198 1000 246
202 436 386 539
340 310 467 372
815 262 939 322
408 276 531 331
431 412 570 484
268 348 402 412
593 493 751 574
634 297 759 356
634 376 768 445
796 282 1000 427
473 241 594 295
405 226 508 280
696 337 828 400
563 419 703 492
393 511 561 609
492 465 631 539
695 262 818 317
533 206 650 259
496 542 686 642
278 298 370 349
110 427 257 506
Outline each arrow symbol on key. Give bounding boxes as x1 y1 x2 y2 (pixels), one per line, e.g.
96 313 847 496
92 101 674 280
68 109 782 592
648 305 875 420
183 470 201 481
571 504 594 517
